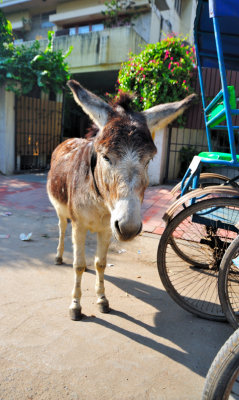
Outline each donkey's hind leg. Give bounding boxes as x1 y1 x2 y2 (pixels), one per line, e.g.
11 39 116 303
55 213 67 265
95 230 111 313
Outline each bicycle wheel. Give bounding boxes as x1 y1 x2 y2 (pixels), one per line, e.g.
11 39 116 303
202 328 239 399
171 173 232 197
157 197 239 321
219 235 239 330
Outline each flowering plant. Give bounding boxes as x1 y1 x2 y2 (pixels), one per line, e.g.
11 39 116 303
118 35 196 113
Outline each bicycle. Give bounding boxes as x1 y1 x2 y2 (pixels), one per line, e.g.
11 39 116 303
202 328 239 399
157 0 239 321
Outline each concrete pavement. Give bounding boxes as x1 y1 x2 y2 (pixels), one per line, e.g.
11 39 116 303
0 173 233 400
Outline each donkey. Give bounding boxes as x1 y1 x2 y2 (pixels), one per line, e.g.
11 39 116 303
47 79 196 320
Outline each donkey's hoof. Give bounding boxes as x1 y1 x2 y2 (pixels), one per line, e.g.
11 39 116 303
69 308 82 321
55 256 63 265
97 301 110 314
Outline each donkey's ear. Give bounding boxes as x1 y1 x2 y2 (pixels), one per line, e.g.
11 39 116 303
67 80 113 129
142 94 197 132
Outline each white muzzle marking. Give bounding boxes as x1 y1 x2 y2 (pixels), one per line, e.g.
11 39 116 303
111 197 142 241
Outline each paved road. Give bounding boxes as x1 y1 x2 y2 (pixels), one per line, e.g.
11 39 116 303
0 173 233 400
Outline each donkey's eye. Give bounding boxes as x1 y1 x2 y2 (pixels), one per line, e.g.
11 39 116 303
103 155 111 164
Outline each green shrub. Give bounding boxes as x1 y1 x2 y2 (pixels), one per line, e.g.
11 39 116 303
118 35 196 112
0 29 72 95
102 0 138 27
0 9 13 57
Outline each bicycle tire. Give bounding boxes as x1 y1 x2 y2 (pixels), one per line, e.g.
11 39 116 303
157 197 239 321
219 235 239 330
171 173 230 197
202 328 239 400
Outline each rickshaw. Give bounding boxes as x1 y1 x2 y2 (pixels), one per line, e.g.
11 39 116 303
157 0 239 321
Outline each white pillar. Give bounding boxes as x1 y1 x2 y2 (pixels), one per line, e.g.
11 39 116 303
149 4 161 44
0 86 15 175
148 127 168 185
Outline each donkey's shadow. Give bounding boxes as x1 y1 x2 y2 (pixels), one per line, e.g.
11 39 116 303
85 269 233 378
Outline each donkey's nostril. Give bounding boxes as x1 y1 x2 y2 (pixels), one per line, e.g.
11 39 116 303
114 220 121 234
137 223 142 236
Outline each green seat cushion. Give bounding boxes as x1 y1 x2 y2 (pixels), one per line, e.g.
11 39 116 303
206 86 237 128
198 151 239 162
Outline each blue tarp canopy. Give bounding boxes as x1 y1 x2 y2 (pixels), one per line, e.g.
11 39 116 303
194 0 239 71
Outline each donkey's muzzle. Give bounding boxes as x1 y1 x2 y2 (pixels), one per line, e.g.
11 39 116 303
114 220 142 241
111 197 142 241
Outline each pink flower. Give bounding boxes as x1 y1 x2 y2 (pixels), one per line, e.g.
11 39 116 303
168 62 171 69
140 67 144 71
164 51 170 60
143 74 145 78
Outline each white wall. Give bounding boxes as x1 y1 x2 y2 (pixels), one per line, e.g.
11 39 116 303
133 12 151 43
148 128 168 185
0 86 15 175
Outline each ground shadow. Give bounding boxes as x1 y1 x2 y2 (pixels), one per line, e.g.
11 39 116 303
85 269 233 379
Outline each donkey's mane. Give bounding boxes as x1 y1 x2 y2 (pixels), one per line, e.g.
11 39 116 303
86 93 135 138
111 92 135 112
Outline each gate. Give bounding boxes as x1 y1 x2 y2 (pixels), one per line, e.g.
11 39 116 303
165 68 239 182
15 95 64 171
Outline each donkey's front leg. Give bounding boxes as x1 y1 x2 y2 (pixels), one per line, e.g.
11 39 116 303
95 230 111 313
69 223 87 321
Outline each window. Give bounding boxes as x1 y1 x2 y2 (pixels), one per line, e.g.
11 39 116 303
91 23 104 32
78 25 90 34
174 0 182 16
66 23 104 36
69 27 77 36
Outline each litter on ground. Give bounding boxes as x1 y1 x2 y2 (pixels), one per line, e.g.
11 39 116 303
19 232 32 241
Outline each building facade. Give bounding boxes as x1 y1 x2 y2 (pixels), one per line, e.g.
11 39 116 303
1 0 197 180
3 0 196 80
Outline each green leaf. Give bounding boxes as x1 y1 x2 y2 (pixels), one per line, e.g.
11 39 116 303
63 45 73 59
0 12 71 96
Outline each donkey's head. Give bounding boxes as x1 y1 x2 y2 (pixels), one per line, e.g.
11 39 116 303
68 80 196 241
